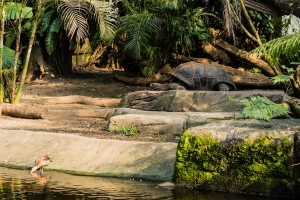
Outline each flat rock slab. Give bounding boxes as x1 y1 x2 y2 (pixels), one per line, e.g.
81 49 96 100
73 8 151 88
108 108 243 136
119 90 285 112
186 119 300 141
0 130 177 181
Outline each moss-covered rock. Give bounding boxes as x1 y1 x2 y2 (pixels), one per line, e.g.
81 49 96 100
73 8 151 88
174 127 299 197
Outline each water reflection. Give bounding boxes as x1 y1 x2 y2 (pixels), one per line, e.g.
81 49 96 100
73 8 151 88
0 167 289 200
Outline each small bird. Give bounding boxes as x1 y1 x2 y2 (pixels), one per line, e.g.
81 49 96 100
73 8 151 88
30 155 52 174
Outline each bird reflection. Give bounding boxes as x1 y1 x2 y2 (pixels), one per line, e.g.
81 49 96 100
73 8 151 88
31 172 50 185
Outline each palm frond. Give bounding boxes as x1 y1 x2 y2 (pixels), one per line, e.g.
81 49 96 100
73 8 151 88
253 32 300 64
57 0 89 41
88 0 119 41
5 2 32 20
121 12 158 60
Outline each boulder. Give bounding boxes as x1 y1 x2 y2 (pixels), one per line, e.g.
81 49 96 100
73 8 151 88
119 90 285 112
174 119 300 197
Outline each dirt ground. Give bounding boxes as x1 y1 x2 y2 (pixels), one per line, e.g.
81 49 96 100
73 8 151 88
0 67 178 143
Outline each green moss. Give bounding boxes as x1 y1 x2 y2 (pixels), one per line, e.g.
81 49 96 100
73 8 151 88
174 132 294 196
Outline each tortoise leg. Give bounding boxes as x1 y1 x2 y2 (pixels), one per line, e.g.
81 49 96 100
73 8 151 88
217 83 230 91
168 83 186 90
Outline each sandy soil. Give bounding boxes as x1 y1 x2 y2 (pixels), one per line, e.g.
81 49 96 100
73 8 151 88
0 68 176 143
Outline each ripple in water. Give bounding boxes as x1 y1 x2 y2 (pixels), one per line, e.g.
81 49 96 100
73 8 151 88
0 167 287 200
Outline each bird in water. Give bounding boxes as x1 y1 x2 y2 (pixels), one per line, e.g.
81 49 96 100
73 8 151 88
30 155 52 174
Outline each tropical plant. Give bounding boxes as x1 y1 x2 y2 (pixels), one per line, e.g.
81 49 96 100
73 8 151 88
240 96 290 122
0 0 119 103
119 0 215 77
253 33 300 67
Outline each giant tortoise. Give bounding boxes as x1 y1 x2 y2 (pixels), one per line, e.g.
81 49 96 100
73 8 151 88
150 61 236 91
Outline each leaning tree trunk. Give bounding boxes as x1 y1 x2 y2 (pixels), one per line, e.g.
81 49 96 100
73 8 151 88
243 0 300 17
215 39 281 76
46 30 73 75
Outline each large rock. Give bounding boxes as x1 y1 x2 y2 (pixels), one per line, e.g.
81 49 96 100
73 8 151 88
119 90 285 112
0 130 177 181
108 108 242 136
174 119 300 197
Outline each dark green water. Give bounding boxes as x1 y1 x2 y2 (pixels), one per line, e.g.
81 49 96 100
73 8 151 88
0 167 289 200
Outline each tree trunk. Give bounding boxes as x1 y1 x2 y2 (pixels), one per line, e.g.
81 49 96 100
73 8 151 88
46 30 73 75
244 0 300 18
215 39 280 76
14 0 42 103
200 41 233 65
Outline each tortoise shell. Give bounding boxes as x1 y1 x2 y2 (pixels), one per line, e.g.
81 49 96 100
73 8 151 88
171 61 236 90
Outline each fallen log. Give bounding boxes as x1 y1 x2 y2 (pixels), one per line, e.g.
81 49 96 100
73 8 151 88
32 95 121 107
170 53 279 88
200 41 233 65
215 39 280 76
290 65 300 98
1 103 48 119
113 70 170 86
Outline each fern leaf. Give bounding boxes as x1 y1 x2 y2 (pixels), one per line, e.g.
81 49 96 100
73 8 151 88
253 32 300 64
270 75 291 84
240 96 290 122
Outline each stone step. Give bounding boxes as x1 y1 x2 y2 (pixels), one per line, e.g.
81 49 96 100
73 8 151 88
108 108 243 136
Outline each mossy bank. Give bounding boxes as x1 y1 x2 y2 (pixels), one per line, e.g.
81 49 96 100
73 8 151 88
173 119 300 198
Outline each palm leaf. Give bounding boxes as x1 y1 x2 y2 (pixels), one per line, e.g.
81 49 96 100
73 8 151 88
57 0 89 41
88 0 119 41
121 12 158 60
3 45 21 69
5 2 32 20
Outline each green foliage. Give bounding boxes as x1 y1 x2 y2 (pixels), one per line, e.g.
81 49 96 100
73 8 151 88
253 32 300 66
228 95 239 119
45 16 62 54
270 74 291 84
249 67 261 73
4 31 16 48
174 132 294 194
5 2 33 20
113 122 138 135
240 96 290 122
119 0 214 72
39 10 56 33
121 12 159 61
